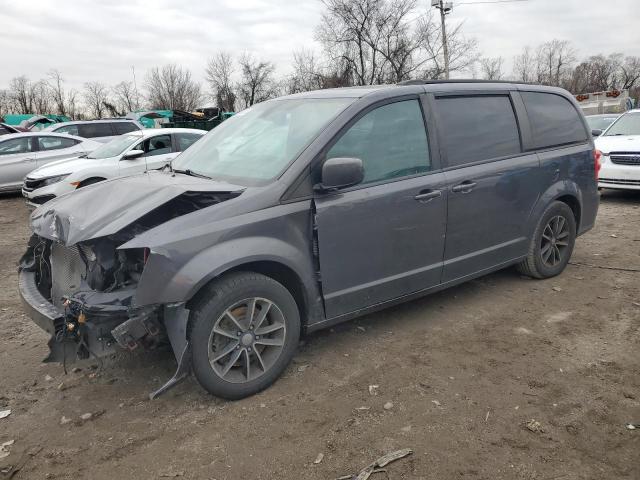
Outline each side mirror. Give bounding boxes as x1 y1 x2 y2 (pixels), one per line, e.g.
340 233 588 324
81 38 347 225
316 157 364 192
122 149 144 160
591 129 603 137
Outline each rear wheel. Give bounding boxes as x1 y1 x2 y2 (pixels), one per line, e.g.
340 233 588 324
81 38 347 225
190 272 300 399
517 201 576 279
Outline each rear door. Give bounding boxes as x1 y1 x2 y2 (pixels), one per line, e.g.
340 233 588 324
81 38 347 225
0 137 37 190
34 135 85 167
432 92 541 282
314 97 447 318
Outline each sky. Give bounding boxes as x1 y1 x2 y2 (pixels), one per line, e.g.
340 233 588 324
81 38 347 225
0 0 638 92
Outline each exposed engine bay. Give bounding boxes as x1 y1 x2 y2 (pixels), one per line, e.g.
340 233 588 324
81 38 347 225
18 175 243 397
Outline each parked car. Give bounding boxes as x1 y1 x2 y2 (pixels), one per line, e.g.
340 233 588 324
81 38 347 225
22 128 205 205
586 113 620 135
594 109 640 190
44 119 143 143
0 123 23 135
0 133 101 193
19 81 599 400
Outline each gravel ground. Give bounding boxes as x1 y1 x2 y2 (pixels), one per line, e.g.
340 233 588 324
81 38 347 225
0 190 638 480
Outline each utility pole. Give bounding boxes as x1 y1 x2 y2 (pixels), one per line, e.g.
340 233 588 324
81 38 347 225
131 66 140 111
432 0 453 79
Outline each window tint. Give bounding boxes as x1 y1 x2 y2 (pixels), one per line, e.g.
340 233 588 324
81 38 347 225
54 124 79 136
78 123 114 138
113 122 140 135
521 92 587 148
37 136 78 151
0 137 32 155
145 135 172 156
327 99 430 184
175 133 202 151
436 95 521 167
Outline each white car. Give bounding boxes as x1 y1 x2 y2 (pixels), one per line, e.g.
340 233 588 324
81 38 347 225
0 132 101 193
595 109 640 190
22 128 206 205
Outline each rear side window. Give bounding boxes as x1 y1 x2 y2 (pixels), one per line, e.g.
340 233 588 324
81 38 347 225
436 95 521 167
54 124 79 136
113 122 139 135
327 99 430 185
175 133 202 151
37 136 78 151
78 123 114 138
521 92 587 148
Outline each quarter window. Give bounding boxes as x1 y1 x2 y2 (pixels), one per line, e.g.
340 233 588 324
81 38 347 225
37 136 78 151
327 99 430 185
0 137 32 155
436 95 521 167
521 92 587 148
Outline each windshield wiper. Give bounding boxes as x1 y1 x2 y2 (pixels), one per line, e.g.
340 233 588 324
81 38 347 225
172 168 212 180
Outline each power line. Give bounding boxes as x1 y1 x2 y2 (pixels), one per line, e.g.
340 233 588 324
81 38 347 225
455 0 530 5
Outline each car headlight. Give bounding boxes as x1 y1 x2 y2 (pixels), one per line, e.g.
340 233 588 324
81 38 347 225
40 174 71 187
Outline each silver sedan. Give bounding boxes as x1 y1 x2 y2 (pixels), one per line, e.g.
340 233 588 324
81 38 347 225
0 132 101 193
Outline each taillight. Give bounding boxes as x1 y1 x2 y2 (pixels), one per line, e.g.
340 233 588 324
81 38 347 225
143 247 150 264
594 149 602 180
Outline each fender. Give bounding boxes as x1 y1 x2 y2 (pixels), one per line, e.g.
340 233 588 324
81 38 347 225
526 179 582 239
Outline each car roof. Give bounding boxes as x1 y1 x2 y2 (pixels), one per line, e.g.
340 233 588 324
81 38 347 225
277 80 572 101
118 128 206 139
0 132 90 141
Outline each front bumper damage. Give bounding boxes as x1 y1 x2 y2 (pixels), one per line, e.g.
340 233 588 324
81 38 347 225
18 243 192 399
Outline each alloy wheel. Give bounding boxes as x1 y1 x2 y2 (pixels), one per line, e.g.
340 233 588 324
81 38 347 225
540 215 570 267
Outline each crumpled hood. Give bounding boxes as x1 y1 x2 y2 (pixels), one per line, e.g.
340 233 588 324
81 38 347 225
595 135 640 154
30 170 244 246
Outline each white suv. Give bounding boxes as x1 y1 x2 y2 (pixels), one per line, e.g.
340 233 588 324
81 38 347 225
595 109 640 190
23 128 206 205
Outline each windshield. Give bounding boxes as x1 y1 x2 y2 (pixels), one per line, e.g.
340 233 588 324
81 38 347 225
586 115 618 131
87 133 143 159
603 112 640 136
172 98 354 184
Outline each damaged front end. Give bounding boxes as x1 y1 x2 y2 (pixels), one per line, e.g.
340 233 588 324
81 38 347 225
18 172 244 397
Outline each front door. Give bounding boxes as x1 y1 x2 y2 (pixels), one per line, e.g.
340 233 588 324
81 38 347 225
314 98 447 319
0 136 36 190
118 134 175 176
433 93 541 282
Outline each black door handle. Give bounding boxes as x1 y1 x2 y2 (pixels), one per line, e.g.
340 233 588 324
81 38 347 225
451 181 477 193
414 190 442 202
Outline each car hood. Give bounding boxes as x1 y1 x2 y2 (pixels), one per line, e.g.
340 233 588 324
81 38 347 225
595 135 640 154
27 156 109 179
30 170 245 246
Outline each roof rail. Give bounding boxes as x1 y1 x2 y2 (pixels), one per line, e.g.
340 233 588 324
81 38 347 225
397 79 527 86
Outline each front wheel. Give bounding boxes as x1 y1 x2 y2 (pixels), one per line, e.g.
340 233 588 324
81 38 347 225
190 272 300 399
517 201 577 279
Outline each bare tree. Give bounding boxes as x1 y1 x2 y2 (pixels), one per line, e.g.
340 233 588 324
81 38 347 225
84 81 110 118
513 46 536 83
9 76 34 114
31 80 52 114
113 81 138 113
47 69 69 116
535 39 576 86
620 56 640 90
145 64 202 111
206 52 237 111
237 53 278 108
0 89 12 117
479 56 504 80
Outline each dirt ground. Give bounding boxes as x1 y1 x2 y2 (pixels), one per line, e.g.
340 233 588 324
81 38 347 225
0 191 639 480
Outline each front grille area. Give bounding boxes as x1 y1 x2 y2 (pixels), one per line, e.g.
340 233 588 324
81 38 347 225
599 178 640 185
610 152 640 166
50 243 87 309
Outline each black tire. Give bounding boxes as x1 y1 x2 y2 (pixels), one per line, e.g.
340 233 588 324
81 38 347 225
189 271 300 399
78 177 105 188
517 201 577 279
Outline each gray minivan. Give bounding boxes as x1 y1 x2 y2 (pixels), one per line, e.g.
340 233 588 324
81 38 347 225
19 81 599 399
45 119 143 143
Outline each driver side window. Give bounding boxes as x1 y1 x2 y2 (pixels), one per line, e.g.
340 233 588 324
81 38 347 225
327 99 430 185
